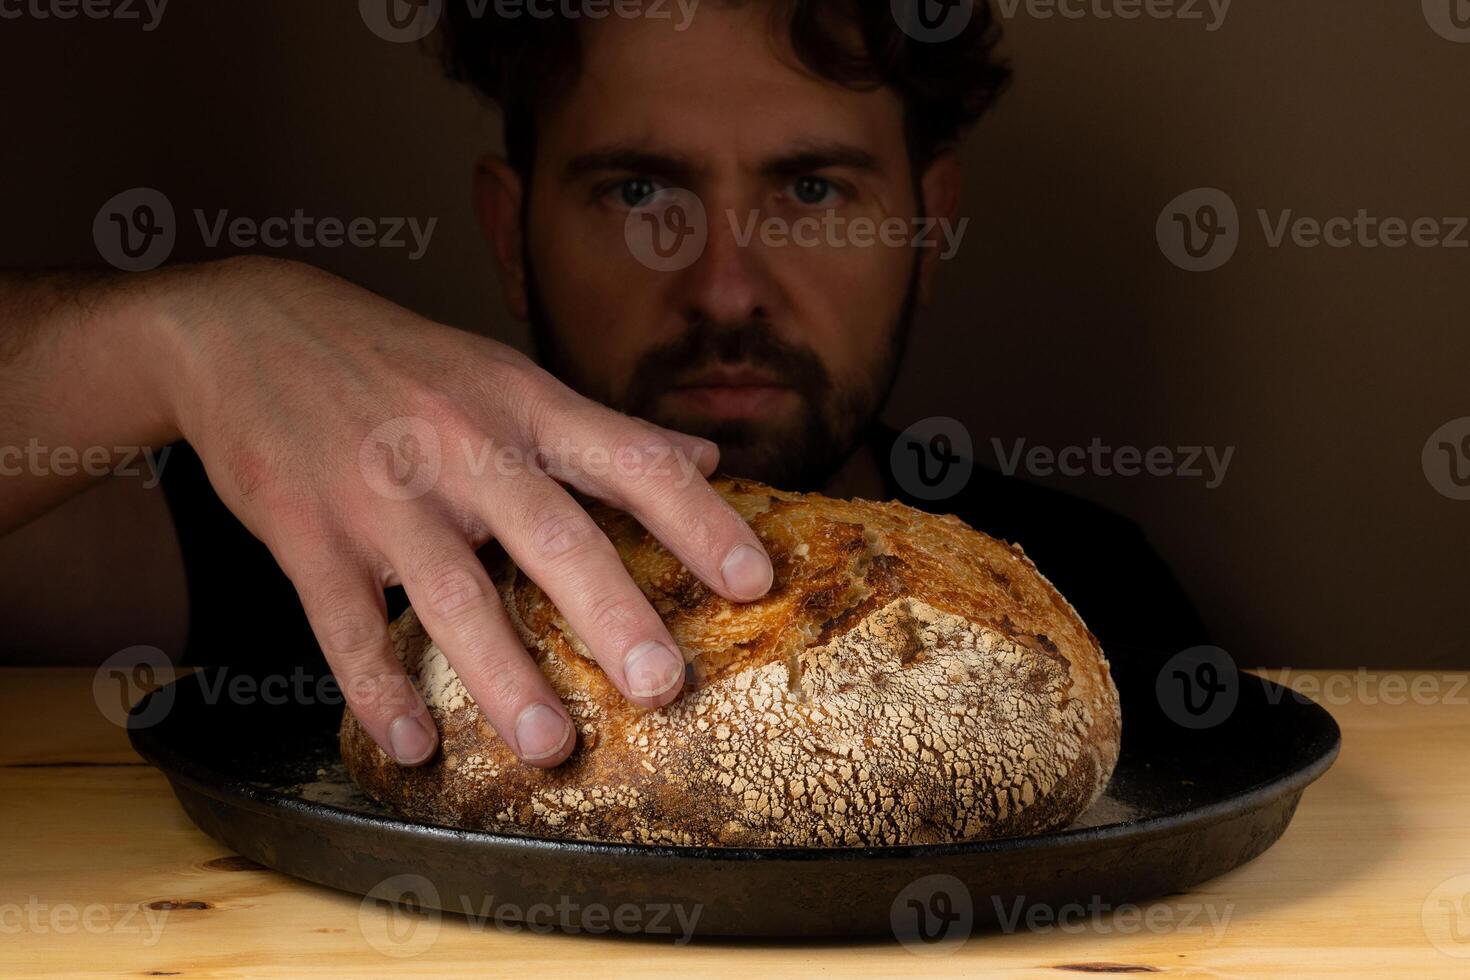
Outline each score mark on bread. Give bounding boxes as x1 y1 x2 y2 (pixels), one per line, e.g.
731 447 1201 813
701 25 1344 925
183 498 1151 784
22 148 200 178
340 478 1121 847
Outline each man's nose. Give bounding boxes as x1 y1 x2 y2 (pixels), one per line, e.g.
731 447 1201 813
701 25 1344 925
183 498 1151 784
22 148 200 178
679 202 779 327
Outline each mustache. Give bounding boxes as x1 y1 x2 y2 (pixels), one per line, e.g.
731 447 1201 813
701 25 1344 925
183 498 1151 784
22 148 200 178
621 322 831 416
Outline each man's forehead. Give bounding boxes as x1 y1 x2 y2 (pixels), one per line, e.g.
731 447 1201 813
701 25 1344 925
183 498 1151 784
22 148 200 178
534 3 906 169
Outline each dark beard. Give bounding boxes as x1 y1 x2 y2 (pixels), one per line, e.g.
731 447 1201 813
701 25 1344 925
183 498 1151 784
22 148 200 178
621 320 868 492
525 255 920 492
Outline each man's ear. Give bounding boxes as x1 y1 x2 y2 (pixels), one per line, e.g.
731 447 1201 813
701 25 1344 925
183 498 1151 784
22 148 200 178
916 150 963 306
473 155 529 321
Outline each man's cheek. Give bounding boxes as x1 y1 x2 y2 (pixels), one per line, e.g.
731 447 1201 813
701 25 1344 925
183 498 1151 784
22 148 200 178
775 247 899 355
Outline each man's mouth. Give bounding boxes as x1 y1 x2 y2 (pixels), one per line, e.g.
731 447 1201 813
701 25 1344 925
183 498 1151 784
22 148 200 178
662 366 798 420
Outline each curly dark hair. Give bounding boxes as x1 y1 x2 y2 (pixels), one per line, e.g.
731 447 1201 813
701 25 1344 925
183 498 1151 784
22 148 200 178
436 0 1010 175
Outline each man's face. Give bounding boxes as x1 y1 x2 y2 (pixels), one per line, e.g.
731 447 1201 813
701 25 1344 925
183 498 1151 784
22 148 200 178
515 4 927 489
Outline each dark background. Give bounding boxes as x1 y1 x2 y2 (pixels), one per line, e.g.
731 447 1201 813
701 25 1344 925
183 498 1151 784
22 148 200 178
1 0 1466 667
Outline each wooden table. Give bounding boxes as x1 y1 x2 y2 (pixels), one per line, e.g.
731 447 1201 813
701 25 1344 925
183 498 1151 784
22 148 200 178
3 667 1468 977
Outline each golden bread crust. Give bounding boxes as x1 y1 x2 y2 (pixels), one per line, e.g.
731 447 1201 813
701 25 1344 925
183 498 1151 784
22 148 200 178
341 478 1121 846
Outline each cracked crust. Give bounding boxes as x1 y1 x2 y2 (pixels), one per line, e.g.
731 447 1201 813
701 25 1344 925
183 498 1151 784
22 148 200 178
340 478 1122 846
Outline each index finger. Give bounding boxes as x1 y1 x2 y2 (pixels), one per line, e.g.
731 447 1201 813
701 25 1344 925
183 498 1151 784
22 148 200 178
530 404 774 603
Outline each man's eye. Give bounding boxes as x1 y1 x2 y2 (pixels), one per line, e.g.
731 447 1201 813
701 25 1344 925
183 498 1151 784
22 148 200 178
789 176 837 206
608 177 666 209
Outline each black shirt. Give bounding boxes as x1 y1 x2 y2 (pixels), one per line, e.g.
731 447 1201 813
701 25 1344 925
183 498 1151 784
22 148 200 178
866 423 1208 658
161 426 1207 668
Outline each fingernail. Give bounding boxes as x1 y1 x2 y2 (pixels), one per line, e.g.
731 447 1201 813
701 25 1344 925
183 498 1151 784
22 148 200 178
721 543 773 600
514 703 573 761
624 640 686 699
388 712 438 765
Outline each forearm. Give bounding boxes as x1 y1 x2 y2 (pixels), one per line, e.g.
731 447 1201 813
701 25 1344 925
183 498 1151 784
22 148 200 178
0 266 186 533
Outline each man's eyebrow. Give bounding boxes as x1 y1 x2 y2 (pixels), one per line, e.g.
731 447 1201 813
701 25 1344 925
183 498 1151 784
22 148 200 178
563 140 882 185
562 146 698 185
760 141 881 178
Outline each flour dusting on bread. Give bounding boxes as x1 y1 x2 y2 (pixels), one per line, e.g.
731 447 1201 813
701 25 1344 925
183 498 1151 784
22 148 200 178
341 478 1121 847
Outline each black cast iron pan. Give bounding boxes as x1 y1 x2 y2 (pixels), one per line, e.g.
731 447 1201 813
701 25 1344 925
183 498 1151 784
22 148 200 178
128 649 1339 939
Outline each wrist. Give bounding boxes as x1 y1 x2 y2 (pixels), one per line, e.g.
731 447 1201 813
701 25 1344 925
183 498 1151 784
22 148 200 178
126 255 291 446
110 265 205 448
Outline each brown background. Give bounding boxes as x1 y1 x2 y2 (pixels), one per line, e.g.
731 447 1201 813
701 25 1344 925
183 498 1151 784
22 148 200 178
1 1 1466 667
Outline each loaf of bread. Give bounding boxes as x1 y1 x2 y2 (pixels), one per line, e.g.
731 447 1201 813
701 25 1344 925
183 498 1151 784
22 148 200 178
340 478 1121 847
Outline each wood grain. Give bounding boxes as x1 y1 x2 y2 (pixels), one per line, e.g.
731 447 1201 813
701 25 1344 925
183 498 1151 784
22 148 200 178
2 667 1468 977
